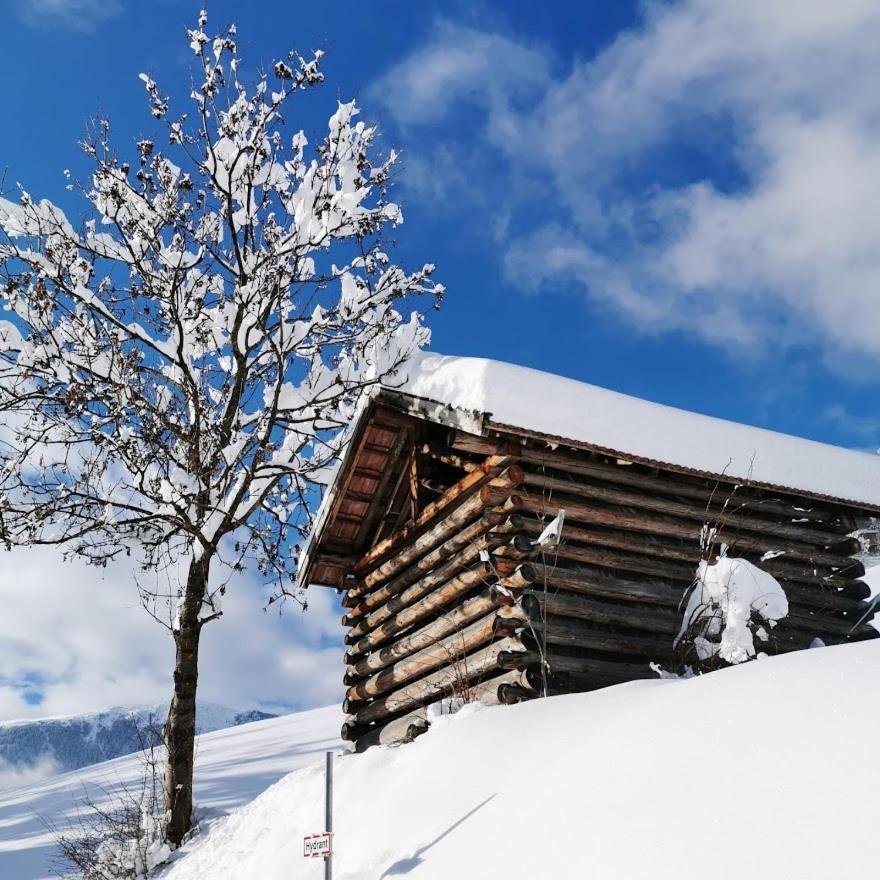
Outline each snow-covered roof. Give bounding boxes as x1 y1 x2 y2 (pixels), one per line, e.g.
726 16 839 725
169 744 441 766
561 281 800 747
300 352 880 587
388 352 880 509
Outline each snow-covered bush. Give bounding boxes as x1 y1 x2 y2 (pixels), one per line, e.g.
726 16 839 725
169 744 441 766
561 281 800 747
676 556 789 666
53 745 171 879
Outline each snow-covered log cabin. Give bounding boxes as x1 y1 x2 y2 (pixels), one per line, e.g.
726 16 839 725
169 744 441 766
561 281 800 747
300 355 880 752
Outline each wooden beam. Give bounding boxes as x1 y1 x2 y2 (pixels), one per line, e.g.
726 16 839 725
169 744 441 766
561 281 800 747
353 709 429 753
345 562 496 655
344 589 501 679
345 608 528 704
521 471 852 547
512 516 864 575
353 455 519 575
516 492 859 559
351 635 531 726
516 447 849 531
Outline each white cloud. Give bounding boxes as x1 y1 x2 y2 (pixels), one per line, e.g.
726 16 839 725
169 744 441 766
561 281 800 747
0 546 342 722
376 2 880 363
369 21 551 130
14 0 122 32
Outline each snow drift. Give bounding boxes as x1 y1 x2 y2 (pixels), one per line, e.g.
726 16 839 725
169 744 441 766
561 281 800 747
161 640 880 880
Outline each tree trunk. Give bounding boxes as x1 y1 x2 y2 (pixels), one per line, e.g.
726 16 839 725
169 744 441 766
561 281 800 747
164 554 210 848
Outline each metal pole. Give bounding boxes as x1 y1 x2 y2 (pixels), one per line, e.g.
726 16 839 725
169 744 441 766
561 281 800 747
325 751 333 880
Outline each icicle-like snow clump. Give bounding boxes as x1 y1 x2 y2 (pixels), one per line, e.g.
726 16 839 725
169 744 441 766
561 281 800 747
678 557 789 664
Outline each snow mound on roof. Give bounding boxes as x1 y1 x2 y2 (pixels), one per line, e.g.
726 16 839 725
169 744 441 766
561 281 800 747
160 641 880 880
393 353 880 507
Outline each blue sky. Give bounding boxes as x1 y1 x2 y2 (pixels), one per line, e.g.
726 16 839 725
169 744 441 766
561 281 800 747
2 0 880 721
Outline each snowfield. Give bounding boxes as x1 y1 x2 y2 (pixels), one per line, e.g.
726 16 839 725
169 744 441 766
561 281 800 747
0 707 341 880
4 641 880 879
167 641 880 879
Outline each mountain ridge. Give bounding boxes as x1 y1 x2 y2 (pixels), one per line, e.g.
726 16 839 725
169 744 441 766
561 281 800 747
0 701 276 784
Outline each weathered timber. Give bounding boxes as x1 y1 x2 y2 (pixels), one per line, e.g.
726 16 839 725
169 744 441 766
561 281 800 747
351 635 530 726
344 590 499 679
515 494 858 562
353 669 537 751
448 432 521 457
345 537 506 636
494 669 539 705
466 669 536 706
342 533 498 628
345 562 496 654
419 444 479 473
341 714 370 742
513 532 863 593
356 468 525 593
522 555 871 622
519 589 680 636
497 649 542 669
451 431 860 533
353 454 517 575
826 537 863 557
343 511 524 625
837 581 871 600
520 591 827 650
525 615 674 659
345 608 528 703
521 471 854 546
775 581 871 616
351 491 485 595
353 708 429 753
509 522 865 578
515 514 867 617
538 651 657 683
504 562 684 607
850 626 880 641
517 447 849 531
782 606 876 639
491 539 533 560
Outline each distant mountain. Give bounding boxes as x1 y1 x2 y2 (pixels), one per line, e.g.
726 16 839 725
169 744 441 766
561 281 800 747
0 702 276 784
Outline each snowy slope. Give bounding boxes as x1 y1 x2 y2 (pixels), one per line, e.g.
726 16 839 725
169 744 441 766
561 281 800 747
0 702 276 785
0 706 341 880
161 641 880 880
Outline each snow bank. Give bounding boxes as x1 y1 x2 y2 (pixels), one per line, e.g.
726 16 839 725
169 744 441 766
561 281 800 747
394 353 880 507
0 706 341 880
162 642 880 880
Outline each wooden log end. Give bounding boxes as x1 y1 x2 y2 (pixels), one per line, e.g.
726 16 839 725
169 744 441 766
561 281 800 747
496 648 538 670
838 580 870 600
500 563 536 590
825 537 861 556
511 534 536 555
850 625 880 642
497 683 537 705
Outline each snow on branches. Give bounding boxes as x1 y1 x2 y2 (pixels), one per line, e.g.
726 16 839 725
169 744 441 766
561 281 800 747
676 556 789 666
0 13 443 601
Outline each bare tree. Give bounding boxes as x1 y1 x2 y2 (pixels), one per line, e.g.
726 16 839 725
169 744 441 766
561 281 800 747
0 12 441 847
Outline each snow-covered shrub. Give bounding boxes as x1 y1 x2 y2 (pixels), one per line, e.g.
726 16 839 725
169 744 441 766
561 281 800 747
53 738 172 879
676 556 789 667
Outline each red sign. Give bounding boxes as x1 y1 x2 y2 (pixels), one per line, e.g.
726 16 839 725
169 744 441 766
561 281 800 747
303 832 333 858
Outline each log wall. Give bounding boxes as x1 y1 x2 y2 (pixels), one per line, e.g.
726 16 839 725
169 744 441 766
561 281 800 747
330 425 877 752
